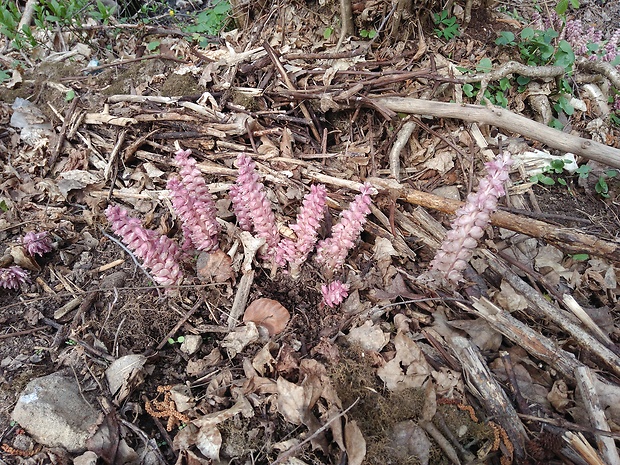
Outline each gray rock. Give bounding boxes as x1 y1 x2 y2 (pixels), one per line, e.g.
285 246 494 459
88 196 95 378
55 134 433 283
11 371 101 453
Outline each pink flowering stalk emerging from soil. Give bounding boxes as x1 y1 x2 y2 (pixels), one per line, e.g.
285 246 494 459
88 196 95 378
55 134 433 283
428 152 513 283
315 183 373 272
276 184 327 277
106 205 183 288
22 231 52 256
321 280 349 308
230 154 280 256
0 266 30 290
168 149 220 252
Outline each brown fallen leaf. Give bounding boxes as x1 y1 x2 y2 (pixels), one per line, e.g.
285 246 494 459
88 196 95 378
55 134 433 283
243 298 290 336
196 249 235 283
344 420 366 465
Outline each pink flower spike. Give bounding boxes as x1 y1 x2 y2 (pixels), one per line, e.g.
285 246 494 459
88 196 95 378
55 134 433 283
169 149 220 252
427 152 513 283
0 266 30 290
276 184 327 274
321 280 350 308
22 231 52 256
230 154 279 256
315 183 374 272
106 205 183 288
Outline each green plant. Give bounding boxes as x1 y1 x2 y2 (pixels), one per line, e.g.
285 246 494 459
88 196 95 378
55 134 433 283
569 253 589 261
323 27 334 39
65 89 75 102
556 0 580 15
594 170 617 198
433 10 459 40
529 159 572 186
146 40 160 52
495 31 516 46
184 0 231 40
168 335 185 345
0 69 10 83
359 28 377 39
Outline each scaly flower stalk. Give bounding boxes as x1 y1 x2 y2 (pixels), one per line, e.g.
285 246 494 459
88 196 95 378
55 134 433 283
321 280 349 308
315 183 373 272
22 231 52 256
168 149 220 252
0 266 30 290
276 184 327 277
230 154 279 256
106 206 183 288
428 152 513 283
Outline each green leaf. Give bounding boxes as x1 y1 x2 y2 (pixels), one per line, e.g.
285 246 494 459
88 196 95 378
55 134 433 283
516 75 530 86
539 175 556 185
556 0 569 14
570 253 589 261
521 27 535 40
495 31 515 46
476 57 493 73
499 77 511 91
147 40 160 51
463 83 475 97
0 199 8 212
575 165 592 178
65 90 75 102
323 27 333 39
606 169 618 178
557 177 567 186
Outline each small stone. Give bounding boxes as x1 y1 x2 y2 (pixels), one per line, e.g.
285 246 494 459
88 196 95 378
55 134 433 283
11 371 101 453
180 335 203 355
431 185 461 201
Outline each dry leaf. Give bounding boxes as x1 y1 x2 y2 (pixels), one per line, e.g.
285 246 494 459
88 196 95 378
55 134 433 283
346 320 390 352
344 420 366 465
449 318 502 352
10 245 40 272
243 298 290 336
252 340 278 376
276 377 308 425
105 354 147 404
377 331 430 391
220 322 259 358
195 425 221 461
196 249 234 283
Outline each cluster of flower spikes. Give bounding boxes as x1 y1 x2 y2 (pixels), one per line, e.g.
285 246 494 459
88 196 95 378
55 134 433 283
0 231 53 290
427 152 513 283
167 149 220 252
275 184 327 277
229 154 280 258
106 205 183 288
229 154 374 307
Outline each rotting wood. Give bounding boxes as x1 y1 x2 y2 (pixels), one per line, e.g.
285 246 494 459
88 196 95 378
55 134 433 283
433 328 527 460
479 249 620 379
575 366 620 465
367 176 620 262
369 96 620 168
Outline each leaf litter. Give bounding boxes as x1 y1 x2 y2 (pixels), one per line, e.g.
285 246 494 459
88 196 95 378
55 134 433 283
0 0 620 464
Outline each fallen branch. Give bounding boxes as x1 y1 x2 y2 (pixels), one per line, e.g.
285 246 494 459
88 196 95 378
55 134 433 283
366 177 620 262
368 96 620 168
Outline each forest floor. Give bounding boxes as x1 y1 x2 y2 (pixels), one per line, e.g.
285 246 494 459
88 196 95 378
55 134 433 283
1 0 620 464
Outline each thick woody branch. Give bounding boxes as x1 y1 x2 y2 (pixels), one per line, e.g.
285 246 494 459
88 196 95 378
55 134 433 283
369 96 620 168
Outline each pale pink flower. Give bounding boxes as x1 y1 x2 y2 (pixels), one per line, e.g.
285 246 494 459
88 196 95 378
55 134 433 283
315 183 373 272
0 266 30 290
106 206 183 288
276 184 327 275
321 280 349 308
168 149 220 252
230 154 279 256
22 231 52 256
428 152 513 283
